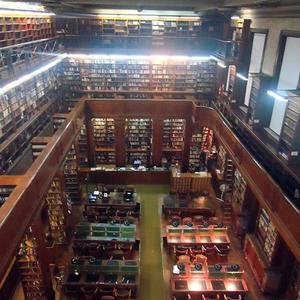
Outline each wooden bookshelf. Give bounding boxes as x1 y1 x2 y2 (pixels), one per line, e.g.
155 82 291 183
57 16 222 38
232 169 247 214
62 57 216 97
0 15 55 47
0 185 14 207
247 73 273 128
162 118 185 166
77 124 88 167
0 99 56 174
0 65 60 141
256 208 279 263
92 118 116 165
125 118 152 165
45 177 66 244
278 90 300 164
17 230 47 300
189 132 203 170
63 144 80 204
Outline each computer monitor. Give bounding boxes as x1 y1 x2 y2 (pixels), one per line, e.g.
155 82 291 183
123 190 134 202
133 159 141 169
88 193 97 202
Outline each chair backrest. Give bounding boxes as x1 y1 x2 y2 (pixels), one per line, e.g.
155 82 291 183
101 296 115 300
224 295 242 300
178 254 191 265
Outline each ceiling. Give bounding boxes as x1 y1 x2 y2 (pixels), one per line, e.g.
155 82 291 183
35 0 300 17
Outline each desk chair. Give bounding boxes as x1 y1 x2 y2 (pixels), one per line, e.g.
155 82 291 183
114 288 132 299
72 241 86 256
86 242 100 257
193 254 208 265
193 215 204 225
190 246 205 258
208 217 219 225
201 294 220 300
81 286 97 300
100 296 115 300
173 294 191 300
177 255 191 265
224 295 242 300
202 245 216 259
64 286 81 299
215 245 230 261
182 217 193 226
174 246 188 257
98 287 116 297
110 249 125 260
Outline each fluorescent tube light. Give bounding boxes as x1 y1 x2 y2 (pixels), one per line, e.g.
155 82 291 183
67 54 210 61
0 10 55 16
267 90 288 102
236 73 248 81
0 54 66 96
0 1 45 11
217 62 226 68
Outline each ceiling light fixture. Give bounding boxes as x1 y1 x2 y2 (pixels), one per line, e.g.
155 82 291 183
231 15 240 20
0 10 55 16
0 54 66 96
217 62 226 68
267 90 288 102
236 73 248 81
0 1 45 11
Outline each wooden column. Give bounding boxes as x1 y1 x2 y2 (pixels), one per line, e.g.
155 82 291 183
182 117 194 172
114 118 126 167
85 109 95 167
152 117 164 167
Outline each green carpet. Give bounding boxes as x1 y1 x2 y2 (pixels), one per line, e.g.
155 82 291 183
136 185 169 300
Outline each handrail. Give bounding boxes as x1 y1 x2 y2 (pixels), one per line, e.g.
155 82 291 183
195 106 300 261
0 100 298 283
0 100 85 280
0 37 59 51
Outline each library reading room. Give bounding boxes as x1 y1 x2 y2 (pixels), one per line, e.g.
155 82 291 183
0 0 300 300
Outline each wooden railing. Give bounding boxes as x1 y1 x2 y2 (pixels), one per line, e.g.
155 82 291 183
0 100 299 283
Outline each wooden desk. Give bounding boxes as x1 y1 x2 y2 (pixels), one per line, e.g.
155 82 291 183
62 258 139 291
171 262 247 298
170 170 212 194
166 226 230 248
162 194 215 217
79 167 170 185
74 223 136 245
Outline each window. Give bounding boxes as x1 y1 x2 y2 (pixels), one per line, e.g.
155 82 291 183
244 32 267 106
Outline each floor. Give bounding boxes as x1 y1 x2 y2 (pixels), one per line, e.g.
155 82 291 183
11 183 282 300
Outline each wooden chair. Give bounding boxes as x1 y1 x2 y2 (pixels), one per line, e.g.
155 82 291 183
193 215 204 225
81 286 97 300
202 245 216 260
100 296 115 300
173 294 191 300
98 287 116 297
177 255 191 265
224 295 242 300
193 254 208 265
208 217 219 225
190 246 205 258
215 245 230 261
114 288 132 299
110 249 125 260
182 217 193 226
201 294 220 300
86 242 100 257
174 246 188 257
